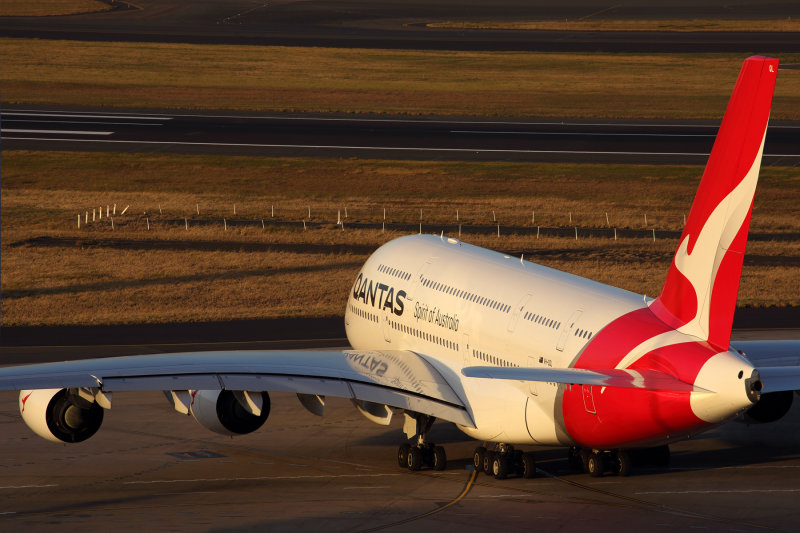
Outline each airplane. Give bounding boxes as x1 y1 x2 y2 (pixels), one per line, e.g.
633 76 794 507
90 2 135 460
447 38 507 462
2 56 798 479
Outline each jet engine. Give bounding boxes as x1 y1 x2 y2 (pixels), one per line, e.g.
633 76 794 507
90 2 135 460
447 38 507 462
740 390 794 424
188 390 270 436
19 388 106 443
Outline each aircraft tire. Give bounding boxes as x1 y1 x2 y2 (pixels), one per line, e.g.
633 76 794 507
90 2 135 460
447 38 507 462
407 446 422 471
492 454 509 480
521 452 536 479
398 443 410 468
473 447 486 472
433 446 447 471
587 452 604 477
616 450 633 477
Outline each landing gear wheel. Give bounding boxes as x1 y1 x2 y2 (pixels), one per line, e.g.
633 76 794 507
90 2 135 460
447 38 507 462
587 452 604 477
473 447 486 472
521 452 536 479
483 451 495 474
492 454 509 480
407 446 422 471
615 450 632 477
579 449 591 473
398 443 410 468
433 446 447 471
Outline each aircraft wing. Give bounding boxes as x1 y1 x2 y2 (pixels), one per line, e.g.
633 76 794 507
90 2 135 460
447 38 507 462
732 340 800 367
0 349 474 427
462 366 706 392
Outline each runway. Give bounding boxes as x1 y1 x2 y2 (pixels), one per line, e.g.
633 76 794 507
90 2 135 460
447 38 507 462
4 107 800 164
2 0 800 52
1 330 800 532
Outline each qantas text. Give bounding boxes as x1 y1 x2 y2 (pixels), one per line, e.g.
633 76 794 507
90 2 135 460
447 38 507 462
352 273 406 316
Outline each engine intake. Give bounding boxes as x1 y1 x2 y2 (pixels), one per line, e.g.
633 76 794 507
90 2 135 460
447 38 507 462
20 389 104 443
190 390 270 436
741 390 793 424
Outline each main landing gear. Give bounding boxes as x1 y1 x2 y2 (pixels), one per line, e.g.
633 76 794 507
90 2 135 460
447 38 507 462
568 444 670 477
397 413 446 471
473 444 536 480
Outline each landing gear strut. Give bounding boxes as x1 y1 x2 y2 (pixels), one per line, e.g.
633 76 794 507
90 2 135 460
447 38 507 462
473 444 536 479
397 413 446 471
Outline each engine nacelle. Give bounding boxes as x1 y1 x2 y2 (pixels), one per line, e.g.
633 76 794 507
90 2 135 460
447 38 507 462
190 390 270 436
20 389 104 443
740 390 794 424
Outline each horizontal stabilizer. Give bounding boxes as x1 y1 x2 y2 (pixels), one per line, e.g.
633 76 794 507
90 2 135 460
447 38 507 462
462 366 708 392
756 366 800 393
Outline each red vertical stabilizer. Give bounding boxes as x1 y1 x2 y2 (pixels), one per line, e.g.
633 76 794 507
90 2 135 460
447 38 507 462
650 57 779 350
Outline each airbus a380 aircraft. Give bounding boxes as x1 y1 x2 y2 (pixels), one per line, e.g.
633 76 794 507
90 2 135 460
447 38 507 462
2 56 799 479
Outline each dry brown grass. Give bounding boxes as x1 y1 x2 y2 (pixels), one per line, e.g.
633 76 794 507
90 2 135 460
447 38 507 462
0 0 110 16
2 38 800 119
428 19 800 32
3 151 798 326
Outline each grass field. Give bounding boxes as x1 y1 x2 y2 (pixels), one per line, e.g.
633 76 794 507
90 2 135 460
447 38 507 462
2 38 800 119
428 19 800 32
3 151 798 326
0 0 110 16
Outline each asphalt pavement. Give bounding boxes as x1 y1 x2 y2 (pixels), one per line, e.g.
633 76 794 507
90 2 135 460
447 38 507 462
4 107 800 164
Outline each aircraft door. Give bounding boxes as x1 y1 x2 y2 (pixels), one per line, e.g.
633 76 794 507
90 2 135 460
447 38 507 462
382 315 391 343
556 310 583 352
508 292 533 332
526 356 538 396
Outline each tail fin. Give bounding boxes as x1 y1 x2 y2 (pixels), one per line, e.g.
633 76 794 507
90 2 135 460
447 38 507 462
650 56 779 350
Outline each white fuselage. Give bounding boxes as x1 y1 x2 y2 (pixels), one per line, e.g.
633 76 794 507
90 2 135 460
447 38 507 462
345 234 647 445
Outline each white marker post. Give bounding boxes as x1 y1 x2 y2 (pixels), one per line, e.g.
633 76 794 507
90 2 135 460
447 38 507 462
107 205 109 218
159 204 162 215
196 203 200 215
575 227 578 240
569 212 572 224
383 207 386 221
337 210 341 225
185 217 188 230
532 210 535 225
113 204 116 215
261 219 265 229
653 228 656 242
146 217 150 230
98 207 102 220
614 228 617 241
78 215 81 229
456 209 459 222
493 210 496 222
111 217 114 230
224 218 227 231
303 220 307 231
93 209 96 221
234 204 236 216
537 226 540 239
121 205 129 215
271 205 274 218
345 207 348 218
308 206 311 219
644 213 648 226
605 212 610 227
497 224 500 238
85 211 88 224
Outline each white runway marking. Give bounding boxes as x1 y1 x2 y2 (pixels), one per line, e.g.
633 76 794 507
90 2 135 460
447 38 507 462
2 129 113 136
124 473 400 484
452 130 716 137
